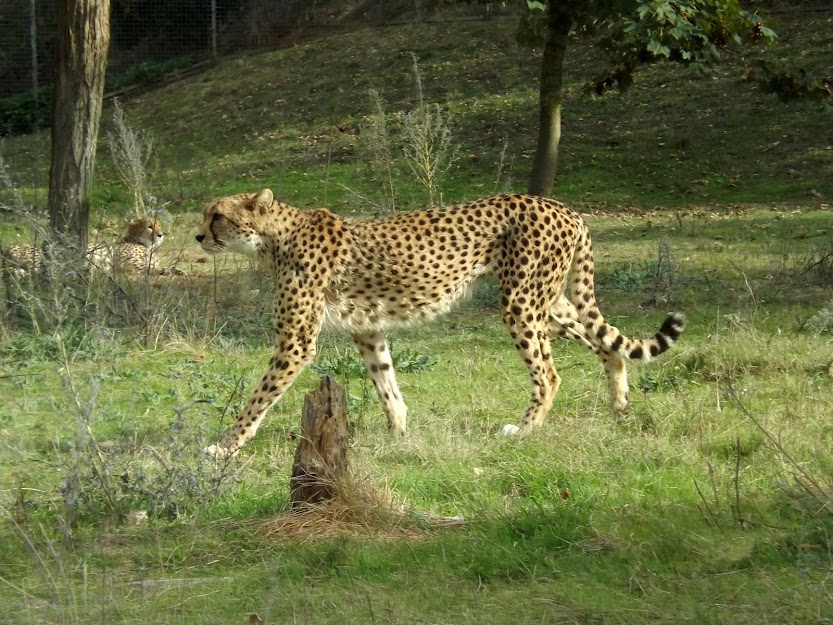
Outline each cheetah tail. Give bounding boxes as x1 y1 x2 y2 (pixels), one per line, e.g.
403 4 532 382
624 312 686 362
568 222 685 363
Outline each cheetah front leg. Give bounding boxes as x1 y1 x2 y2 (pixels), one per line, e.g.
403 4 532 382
204 292 326 459
352 333 408 435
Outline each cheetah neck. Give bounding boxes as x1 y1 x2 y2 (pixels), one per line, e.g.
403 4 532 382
120 236 151 248
263 203 306 236
254 202 307 267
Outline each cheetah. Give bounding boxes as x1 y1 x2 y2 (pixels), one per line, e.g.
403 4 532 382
87 215 167 275
196 189 685 458
3 216 166 276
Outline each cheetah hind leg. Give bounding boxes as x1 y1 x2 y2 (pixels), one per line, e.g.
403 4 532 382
353 332 408 435
499 295 561 436
548 297 630 421
500 298 628 437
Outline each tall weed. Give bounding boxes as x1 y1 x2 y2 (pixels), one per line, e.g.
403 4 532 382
401 54 458 207
357 55 459 210
107 99 155 216
359 89 398 214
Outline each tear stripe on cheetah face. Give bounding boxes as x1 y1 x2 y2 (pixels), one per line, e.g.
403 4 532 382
196 189 685 458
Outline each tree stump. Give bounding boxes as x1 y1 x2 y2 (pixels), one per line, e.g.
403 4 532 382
289 375 350 509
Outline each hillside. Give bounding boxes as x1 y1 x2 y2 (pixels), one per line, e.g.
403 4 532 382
1 11 831 221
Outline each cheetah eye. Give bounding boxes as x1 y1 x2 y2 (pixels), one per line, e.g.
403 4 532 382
212 213 222 222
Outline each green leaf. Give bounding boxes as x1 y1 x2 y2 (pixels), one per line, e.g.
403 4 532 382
760 26 777 41
647 39 671 58
526 1 547 11
668 25 690 40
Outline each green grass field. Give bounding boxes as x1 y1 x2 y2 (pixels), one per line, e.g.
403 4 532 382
1 10 832 625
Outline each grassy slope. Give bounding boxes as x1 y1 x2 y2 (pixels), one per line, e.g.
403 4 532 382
1 11 833 625
1 13 831 216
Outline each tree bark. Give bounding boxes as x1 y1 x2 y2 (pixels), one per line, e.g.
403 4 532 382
527 3 573 198
290 376 351 509
48 0 110 253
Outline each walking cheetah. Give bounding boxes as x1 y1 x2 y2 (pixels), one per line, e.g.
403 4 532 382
197 189 685 458
3 216 165 276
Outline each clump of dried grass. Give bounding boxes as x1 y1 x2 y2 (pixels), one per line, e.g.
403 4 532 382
257 475 468 542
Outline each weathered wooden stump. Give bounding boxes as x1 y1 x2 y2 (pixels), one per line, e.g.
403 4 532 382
289 375 350 509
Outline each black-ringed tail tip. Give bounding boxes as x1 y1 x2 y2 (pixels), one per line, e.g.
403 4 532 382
644 312 686 359
598 312 686 363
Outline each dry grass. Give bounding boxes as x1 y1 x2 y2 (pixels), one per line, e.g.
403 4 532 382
257 473 469 542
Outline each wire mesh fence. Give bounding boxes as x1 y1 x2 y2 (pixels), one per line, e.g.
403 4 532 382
1 0 824 104
0 0 514 105
0 0 521 136
1 0 225 100
1 0 347 101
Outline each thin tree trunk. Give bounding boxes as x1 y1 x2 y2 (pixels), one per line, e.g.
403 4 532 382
48 0 110 253
527 4 572 198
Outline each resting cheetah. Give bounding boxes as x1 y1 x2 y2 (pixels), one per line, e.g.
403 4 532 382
3 216 165 276
197 190 685 458
88 215 166 275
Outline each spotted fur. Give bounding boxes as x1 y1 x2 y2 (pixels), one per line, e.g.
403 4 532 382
197 189 685 458
88 215 166 274
2 216 165 276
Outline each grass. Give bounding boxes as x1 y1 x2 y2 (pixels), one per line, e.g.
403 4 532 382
1 9 833 625
1 213 831 623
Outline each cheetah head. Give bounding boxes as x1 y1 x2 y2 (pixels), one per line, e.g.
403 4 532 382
124 216 164 249
195 189 274 256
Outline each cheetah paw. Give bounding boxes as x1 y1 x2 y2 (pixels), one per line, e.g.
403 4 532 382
500 424 521 436
202 444 238 460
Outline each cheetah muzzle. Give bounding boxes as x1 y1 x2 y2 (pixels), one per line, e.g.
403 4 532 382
196 189 685 458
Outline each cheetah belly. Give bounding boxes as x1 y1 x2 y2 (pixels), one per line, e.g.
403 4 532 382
324 265 489 334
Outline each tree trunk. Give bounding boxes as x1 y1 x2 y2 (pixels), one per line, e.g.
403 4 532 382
527 4 573 198
48 0 110 253
290 376 351 509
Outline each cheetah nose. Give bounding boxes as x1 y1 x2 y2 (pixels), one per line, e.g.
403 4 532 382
195 234 205 243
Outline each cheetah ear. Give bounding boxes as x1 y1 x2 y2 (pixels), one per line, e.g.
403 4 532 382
252 189 274 215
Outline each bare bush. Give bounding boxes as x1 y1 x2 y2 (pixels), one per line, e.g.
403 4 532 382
797 238 833 287
401 53 458 207
108 98 154 216
359 89 398 214
729 385 833 520
54 345 241 527
805 300 833 335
